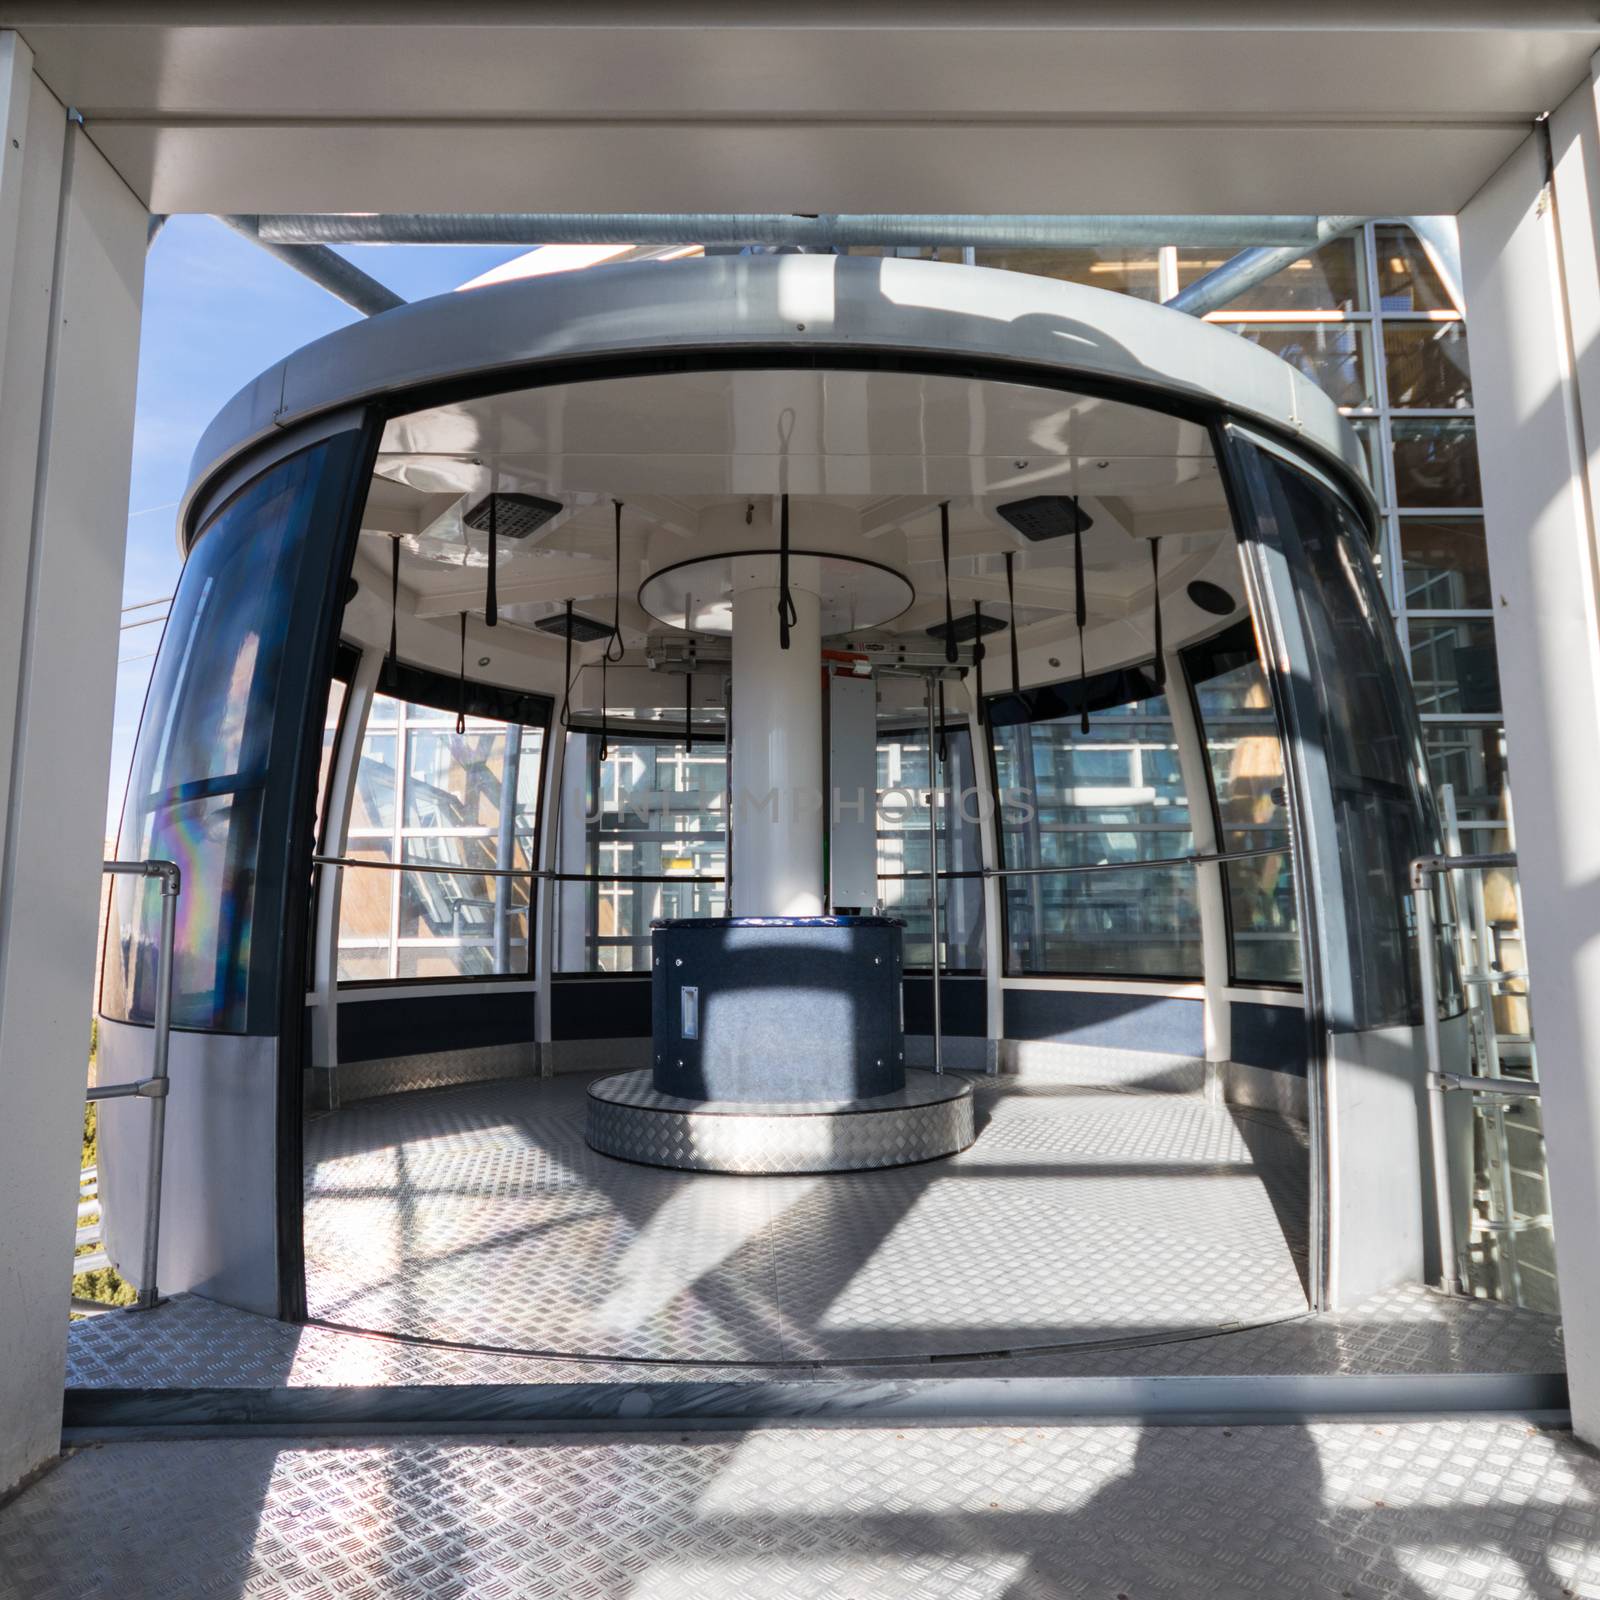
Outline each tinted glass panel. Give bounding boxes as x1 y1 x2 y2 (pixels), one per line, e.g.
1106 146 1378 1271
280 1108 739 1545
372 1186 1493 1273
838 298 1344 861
972 246 1161 300
1392 418 1482 508
1423 724 1509 827
1234 440 1442 1027
1384 322 1472 410
993 691 1200 977
1375 224 1455 314
1226 323 1372 409
1400 516 1492 611
1408 619 1501 715
104 442 347 1031
1175 237 1364 312
876 728 985 970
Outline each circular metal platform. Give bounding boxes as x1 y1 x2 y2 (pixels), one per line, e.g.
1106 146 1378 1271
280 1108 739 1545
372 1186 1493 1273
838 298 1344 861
585 1068 975 1174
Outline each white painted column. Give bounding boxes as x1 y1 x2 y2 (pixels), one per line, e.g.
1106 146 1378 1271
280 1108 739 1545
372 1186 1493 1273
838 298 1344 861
309 646 384 1086
1164 647 1231 1069
1460 66 1600 1445
0 38 147 1494
729 569 823 916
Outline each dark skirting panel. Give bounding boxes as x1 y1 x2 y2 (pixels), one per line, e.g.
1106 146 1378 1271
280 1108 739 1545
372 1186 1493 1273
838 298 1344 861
337 988 537 1063
901 975 987 1038
1002 988 1205 1056
1231 1000 1310 1078
551 977 653 1041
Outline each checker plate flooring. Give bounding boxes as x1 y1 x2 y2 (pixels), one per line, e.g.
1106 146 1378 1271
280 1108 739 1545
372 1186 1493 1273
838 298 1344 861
300 1070 1313 1362
8 1422 1600 1599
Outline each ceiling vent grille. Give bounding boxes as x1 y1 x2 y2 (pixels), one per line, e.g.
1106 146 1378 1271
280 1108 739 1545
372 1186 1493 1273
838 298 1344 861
995 495 1094 542
463 492 563 541
534 610 615 643
925 612 1009 645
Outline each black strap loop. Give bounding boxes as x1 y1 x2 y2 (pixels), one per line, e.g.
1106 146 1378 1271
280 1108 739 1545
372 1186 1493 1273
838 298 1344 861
1149 538 1165 692
777 493 798 650
936 678 949 766
685 670 694 754
599 654 609 765
559 598 574 730
939 502 957 664
1005 550 1020 693
456 613 467 735
605 501 625 664
386 535 400 686
485 489 498 628
1074 525 1090 735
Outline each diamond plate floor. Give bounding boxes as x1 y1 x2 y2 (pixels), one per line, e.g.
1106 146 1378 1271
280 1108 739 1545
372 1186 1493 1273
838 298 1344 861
301 1071 1313 1362
8 1421 1600 1599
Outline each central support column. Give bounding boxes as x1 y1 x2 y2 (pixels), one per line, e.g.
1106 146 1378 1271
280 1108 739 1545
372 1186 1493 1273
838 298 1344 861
729 567 823 916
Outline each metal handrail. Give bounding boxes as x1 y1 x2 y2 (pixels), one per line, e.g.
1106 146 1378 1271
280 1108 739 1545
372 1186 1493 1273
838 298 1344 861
1412 846 1530 1298
87 859 179 1312
311 854 725 885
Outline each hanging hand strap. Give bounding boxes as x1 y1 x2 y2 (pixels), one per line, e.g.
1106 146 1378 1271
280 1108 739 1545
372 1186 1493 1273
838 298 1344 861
935 678 949 766
599 654 610 764
386 536 400 684
1074 518 1090 735
971 600 986 727
1005 550 1021 694
1149 537 1165 692
605 501 626 664
685 670 694 755
456 613 467 734
939 502 957 664
485 489 498 628
777 493 798 650
559 599 574 730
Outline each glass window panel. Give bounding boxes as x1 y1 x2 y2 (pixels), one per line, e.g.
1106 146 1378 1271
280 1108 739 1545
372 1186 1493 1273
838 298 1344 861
556 733 727 972
972 246 1161 300
1384 321 1471 410
1177 237 1365 312
994 690 1200 977
104 441 342 1031
1423 724 1509 826
1408 619 1502 714
876 728 985 971
1391 418 1482 508
1184 625 1301 986
336 696 545 983
338 847 395 944
1400 516 1492 611
314 677 348 849
1375 224 1455 313
1226 322 1372 409
1234 439 1448 1026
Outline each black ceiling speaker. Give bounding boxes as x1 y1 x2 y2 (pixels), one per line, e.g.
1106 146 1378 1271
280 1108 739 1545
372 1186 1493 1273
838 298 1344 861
926 611 1008 645
1186 580 1237 616
534 610 615 644
463 492 562 541
996 495 1094 542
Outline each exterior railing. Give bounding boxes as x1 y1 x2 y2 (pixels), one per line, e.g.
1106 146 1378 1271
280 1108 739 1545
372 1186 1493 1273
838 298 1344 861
79 858 180 1313
1412 849 1547 1305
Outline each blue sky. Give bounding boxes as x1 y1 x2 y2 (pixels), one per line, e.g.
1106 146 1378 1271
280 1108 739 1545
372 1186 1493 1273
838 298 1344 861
109 219 528 836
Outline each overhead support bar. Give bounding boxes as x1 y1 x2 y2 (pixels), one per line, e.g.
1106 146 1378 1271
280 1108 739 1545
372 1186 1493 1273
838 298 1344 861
219 216 406 317
1164 216 1370 316
254 213 1344 251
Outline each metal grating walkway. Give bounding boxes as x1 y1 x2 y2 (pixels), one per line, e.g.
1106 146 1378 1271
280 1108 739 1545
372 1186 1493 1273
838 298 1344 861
8 1421 1600 1599
301 1070 1312 1362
